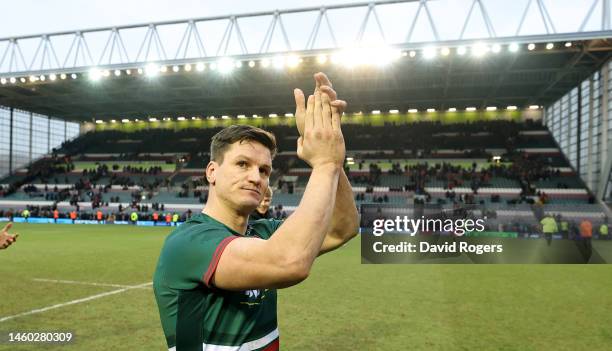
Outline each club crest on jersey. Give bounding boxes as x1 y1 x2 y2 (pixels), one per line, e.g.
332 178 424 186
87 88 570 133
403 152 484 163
245 289 261 299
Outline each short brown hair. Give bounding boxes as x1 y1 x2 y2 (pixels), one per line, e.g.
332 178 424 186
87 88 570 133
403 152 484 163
210 125 277 163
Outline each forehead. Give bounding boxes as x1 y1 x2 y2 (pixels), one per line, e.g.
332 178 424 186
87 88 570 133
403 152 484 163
223 140 272 165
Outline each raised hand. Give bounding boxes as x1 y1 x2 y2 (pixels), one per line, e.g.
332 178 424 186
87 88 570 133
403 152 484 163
0 222 18 250
295 72 347 137
297 89 345 169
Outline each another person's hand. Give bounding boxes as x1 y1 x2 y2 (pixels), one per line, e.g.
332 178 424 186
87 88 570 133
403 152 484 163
297 90 345 169
0 222 18 250
295 72 347 136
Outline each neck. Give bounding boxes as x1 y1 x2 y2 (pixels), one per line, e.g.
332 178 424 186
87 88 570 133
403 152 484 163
202 196 249 235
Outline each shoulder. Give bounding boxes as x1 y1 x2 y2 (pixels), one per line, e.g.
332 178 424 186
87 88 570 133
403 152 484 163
248 218 284 239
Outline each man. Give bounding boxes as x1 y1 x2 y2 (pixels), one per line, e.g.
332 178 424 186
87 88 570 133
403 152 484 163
153 73 358 351
580 218 593 257
540 214 557 246
0 222 18 250
600 222 609 240
250 186 273 221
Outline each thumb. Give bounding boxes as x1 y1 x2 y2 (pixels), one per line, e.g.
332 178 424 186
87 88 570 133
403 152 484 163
296 136 304 158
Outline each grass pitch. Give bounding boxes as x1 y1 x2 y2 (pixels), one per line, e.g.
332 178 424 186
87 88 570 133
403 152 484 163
0 223 611 350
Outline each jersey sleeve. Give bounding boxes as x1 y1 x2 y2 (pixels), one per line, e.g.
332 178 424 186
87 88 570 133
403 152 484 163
161 225 238 290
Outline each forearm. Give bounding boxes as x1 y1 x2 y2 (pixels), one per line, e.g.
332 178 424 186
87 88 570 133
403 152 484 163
270 165 340 264
328 169 359 239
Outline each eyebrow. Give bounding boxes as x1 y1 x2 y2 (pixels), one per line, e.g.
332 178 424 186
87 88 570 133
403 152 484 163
234 155 272 169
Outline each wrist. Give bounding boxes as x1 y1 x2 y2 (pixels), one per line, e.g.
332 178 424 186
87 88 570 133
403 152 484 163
311 163 342 173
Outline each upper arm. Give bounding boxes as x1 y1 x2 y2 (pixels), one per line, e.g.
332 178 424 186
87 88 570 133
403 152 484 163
212 236 307 291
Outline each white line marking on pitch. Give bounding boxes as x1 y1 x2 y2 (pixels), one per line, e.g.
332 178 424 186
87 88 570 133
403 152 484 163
32 278 151 289
0 282 152 323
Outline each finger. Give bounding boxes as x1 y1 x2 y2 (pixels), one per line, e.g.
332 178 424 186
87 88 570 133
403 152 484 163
320 85 338 101
294 88 305 115
314 90 322 128
294 88 306 136
321 92 332 129
1 222 12 233
315 72 333 90
331 99 347 114
305 95 315 131
331 103 342 132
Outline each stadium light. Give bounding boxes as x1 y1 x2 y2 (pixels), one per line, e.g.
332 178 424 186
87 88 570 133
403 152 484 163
9 77 16 83
149 117 158 122
184 64 192 72
145 63 160 77
448 107 457 112
269 113 278 118
121 119 130 123
508 43 519 52
71 73 77 79
209 62 217 70
49 73 57 81
60 73 67 79
565 42 572 47
408 109 418 113
317 54 328 64
0 78 6 84
20 77 26 83
506 105 517 110
172 65 179 72
235 61 243 68
248 60 256 68
29 75 37 82
218 57 235 74
252 114 260 118
389 109 399 114
135 119 140 122
114 69 121 76
372 110 381 115
110 119 116 123
546 43 554 50
160 65 168 73
466 107 477 111
486 106 497 111
529 105 540 110
286 55 300 68
471 43 488 57
126 69 132 75
196 62 205 71
427 108 436 113
423 46 437 59
89 68 102 81
285 113 294 117
208 116 216 120
408 50 416 58
177 117 186 121
237 114 246 119
457 46 467 56
261 58 271 68
40 75 46 81
440 47 450 56
95 120 104 124
219 115 229 119
491 44 501 53
527 43 536 50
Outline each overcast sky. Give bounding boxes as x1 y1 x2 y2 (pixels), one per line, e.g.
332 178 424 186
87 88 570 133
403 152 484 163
0 0 605 71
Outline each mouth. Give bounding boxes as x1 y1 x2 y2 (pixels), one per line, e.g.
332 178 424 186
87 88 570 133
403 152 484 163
243 188 261 196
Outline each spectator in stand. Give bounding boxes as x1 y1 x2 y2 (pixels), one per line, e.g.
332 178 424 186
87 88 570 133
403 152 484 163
130 211 138 225
172 213 179 226
153 212 159 224
165 213 172 226
96 210 104 224
53 209 59 223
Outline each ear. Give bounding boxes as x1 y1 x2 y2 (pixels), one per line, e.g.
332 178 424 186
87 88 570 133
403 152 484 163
205 161 218 185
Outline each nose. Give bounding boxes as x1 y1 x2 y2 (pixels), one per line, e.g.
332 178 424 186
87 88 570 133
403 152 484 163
247 167 262 186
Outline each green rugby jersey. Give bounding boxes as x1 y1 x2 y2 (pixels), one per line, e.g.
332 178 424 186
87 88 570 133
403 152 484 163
153 213 283 351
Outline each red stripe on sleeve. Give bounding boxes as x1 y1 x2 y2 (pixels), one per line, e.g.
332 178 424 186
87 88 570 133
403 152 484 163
203 236 238 288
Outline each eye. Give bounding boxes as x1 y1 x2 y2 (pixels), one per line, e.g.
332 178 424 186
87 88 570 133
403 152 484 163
237 160 248 168
260 167 270 176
